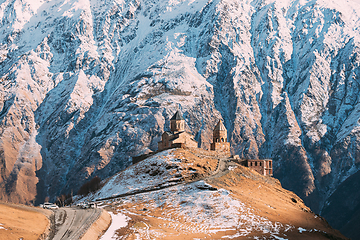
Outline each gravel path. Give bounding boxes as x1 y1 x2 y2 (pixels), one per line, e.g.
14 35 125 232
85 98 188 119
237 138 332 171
47 207 101 240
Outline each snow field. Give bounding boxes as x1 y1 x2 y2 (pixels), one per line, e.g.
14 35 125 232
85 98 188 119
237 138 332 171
105 181 288 238
0 223 6 230
100 211 130 240
88 149 215 201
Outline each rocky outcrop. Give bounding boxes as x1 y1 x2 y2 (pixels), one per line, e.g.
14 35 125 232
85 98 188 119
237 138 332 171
0 0 360 225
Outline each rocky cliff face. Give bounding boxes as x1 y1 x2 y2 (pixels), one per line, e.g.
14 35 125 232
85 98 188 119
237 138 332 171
322 168 360 240
0 0 359 217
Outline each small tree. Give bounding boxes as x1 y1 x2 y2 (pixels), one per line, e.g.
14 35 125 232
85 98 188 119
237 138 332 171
65 191 73 206
55 193 73 207
78 176 102 196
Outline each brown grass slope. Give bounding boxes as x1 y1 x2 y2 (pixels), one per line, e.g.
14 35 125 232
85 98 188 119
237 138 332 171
0 202 51 240
95 148 347 239
207 166 345 239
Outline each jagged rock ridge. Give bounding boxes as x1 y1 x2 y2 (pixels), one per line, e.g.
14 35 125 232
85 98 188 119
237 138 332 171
0 0 360 222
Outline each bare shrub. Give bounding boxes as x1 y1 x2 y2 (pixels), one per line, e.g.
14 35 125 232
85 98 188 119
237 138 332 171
77 176 102 196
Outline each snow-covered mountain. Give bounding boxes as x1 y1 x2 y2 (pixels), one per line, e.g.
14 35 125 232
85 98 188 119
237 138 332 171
0 0 360 220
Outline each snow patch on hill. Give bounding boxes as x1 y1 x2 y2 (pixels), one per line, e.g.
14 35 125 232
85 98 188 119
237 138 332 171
99 181 289 238
91 149 179 199
86 148 216 201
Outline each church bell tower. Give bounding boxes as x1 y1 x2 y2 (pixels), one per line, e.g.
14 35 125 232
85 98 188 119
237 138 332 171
211 120 230 155
170 111 185 133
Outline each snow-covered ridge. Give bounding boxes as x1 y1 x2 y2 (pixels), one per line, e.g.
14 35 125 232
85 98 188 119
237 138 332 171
84 148 218 201
0 0 360 220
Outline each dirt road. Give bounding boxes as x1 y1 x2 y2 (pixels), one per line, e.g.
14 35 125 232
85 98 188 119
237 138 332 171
47 207 101 240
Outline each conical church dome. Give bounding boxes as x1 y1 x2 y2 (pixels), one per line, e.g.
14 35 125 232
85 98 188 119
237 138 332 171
214 120 227 131
170 111 185 120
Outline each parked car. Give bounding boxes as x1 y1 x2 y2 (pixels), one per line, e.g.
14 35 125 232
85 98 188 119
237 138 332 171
40 202 59 209
76 202 97 209
76 202 87 209
88 202 97 209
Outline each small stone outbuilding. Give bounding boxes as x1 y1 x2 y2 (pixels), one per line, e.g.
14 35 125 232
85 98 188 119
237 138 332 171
158 111 198 151
246 159 273 176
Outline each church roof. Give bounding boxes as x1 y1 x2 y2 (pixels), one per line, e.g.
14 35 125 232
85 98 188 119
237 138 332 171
170 111 185 120
214 120 227 131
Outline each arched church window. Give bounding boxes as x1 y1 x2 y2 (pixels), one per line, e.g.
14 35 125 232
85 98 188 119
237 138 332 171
221 138 224 142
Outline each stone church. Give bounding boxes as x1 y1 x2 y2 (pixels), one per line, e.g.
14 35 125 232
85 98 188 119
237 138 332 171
158 111 230 155
157 111 198 150
157 111 272 176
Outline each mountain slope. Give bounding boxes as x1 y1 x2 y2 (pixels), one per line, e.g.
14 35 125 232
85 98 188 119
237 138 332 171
321 169 360 240
0 0 360 227
81 148 347 239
